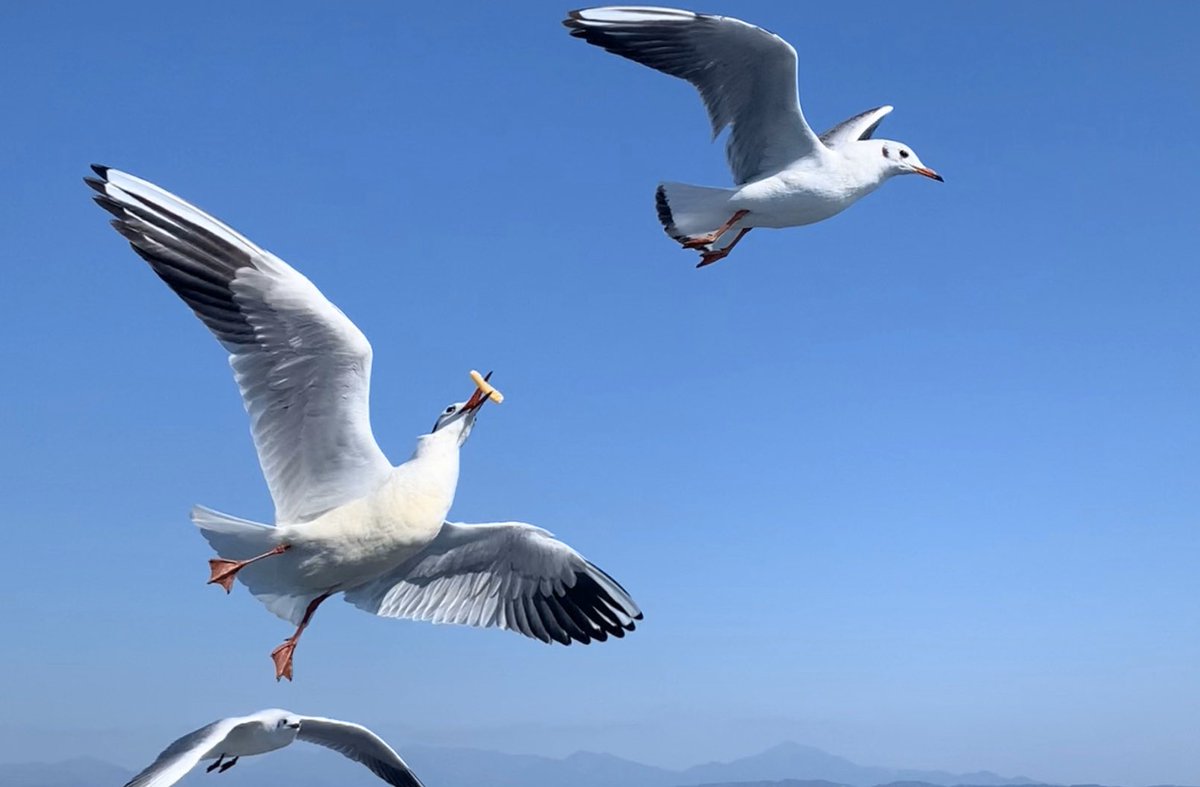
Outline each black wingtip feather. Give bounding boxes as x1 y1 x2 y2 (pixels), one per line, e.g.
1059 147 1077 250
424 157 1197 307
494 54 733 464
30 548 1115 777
92 194 128 219
551 568 642 644
655 184 680 239
90 164 109 178
84 177 107 195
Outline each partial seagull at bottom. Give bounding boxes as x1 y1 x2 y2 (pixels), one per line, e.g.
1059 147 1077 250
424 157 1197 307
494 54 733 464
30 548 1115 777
123 709 423 787
85 166 642 682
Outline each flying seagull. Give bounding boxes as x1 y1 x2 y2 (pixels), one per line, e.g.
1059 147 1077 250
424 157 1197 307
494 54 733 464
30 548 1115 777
86 166 642 680
564 6 943 267
122 709 423 787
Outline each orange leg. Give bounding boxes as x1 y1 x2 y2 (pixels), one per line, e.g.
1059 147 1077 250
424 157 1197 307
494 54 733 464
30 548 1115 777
207 544 290 593
680 209 750 249
697 227 753 268
270 591 333 682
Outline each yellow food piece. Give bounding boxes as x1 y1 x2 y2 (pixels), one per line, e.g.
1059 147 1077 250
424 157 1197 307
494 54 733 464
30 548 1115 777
469 370 504 404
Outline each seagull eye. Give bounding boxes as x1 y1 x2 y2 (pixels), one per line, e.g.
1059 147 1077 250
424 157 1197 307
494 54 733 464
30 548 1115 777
444 406 456 415
900 150 910 159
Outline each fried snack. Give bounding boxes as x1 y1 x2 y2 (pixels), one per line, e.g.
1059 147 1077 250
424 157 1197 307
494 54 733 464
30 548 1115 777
469 370 504 404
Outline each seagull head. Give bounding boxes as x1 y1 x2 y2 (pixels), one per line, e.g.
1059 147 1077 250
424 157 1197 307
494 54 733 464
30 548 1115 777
430 371 495 446
877 140 943 182
265 709 302 731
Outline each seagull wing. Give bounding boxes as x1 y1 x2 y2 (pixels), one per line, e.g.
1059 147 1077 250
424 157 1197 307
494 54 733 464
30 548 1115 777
123 717 247 787
297 716 425 787
820 105 893 149
343 521 643 645
86 166 392 523
565 6 822 184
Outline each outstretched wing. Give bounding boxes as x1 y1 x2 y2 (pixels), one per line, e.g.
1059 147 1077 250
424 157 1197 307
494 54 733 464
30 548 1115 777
123 717 246 787
86 166 392 523
344 521 643 645
820 105 893 149
297 716 425 787
565 6 822 184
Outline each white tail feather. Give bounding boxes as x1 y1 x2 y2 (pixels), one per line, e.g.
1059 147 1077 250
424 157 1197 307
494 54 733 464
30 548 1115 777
191 505 317 625
655 182 736 241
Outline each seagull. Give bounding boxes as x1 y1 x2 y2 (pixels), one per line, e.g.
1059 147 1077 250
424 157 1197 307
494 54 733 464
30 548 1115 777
563 6 943 267
122 709 423 787
86 166 642 681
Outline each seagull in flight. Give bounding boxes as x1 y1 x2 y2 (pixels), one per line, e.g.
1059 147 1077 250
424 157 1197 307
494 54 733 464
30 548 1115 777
122 709 423 787
564 6 943 267
86 166 642 680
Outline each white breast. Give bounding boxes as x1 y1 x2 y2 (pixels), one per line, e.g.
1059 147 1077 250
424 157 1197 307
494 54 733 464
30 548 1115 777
276 440 460 591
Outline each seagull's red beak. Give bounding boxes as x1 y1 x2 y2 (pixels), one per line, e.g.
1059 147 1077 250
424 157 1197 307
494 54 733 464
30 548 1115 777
914 166 944 182
464 371 494 412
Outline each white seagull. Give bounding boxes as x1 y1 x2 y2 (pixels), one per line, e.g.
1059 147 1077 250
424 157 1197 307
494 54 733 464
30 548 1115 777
86 166 642 681
564 6 943 267
122 709 423 787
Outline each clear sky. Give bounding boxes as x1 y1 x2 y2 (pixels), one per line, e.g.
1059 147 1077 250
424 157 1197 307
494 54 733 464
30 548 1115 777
1 2 1197 785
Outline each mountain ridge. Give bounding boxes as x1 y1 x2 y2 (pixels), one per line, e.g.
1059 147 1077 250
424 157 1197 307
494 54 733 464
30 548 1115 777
5 740 1192 787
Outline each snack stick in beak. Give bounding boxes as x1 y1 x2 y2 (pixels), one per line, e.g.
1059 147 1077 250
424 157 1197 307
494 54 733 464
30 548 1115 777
470 369 504 404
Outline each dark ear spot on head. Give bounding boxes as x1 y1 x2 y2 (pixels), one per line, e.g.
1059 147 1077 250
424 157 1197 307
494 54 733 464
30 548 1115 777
882 145 890 158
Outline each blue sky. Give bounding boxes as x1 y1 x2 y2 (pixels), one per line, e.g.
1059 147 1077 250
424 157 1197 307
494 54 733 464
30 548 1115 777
1 1 1198 784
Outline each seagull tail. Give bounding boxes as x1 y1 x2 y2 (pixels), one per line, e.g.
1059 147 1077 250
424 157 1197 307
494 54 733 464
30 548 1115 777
190 505 316 625
655 182 737 244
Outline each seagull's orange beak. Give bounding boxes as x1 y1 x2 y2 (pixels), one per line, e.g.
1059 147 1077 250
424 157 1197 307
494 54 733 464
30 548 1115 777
914 167 944 182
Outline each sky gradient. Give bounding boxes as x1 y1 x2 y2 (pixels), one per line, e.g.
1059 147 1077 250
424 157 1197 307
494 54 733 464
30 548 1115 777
1 2 1197 785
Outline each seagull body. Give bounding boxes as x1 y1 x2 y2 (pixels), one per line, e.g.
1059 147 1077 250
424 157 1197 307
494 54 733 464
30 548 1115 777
87 166 642 681
564 6 943 266
123 709 423 787
250 435 461 602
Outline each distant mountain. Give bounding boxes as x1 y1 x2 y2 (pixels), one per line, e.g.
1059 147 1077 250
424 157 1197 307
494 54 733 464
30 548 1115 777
686 780 849 787
3 756 132 787
688 782 1197 787
6 741 1144 787
401 744 678 787
680 743 1037 787
689 782 1196 787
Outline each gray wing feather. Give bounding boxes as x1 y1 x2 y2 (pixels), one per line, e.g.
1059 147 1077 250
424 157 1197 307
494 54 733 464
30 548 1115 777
85 166 392 524
565 6 822 184
123 719 243 787
297 717 425 787
343 521 643 645
820 105 894 148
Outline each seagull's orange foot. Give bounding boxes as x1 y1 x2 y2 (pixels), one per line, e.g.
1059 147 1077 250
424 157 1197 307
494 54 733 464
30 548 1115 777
271 638 298 682
696 226 751 268
207 560 241 593
680 210 750 250
206 544 290 593
681 234 717 249
697 249 730 268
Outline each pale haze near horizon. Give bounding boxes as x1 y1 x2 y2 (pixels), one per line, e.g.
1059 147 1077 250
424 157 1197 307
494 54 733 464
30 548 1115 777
0 2 1197 785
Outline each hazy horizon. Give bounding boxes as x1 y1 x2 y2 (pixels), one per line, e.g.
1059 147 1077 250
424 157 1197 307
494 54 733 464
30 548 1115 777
5 731 1197 787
